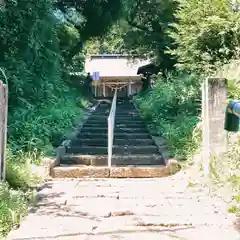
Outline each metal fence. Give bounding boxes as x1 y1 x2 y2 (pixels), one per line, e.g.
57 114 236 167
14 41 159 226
108 89 117 168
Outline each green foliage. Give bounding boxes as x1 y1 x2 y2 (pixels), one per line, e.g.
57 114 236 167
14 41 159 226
6 150 40 189
0 0 62 108
0 183 29 237
56 0 123 59
84 23 126 55
214 132 240 185
86 0 178 72
0 1 87 235
170 0 240 74
123 0 178 71
57 0 123 39
8 89 84 154
228 78 240 99
135 73 201 159
0 148 39 237
0 0 86 153
228 205 240 213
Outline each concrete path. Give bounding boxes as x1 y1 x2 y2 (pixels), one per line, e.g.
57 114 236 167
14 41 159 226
8 169 240 240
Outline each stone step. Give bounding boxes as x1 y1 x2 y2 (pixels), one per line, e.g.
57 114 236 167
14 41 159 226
83 122 146 128
116 109 137 112
60 154 164 166
89 116 143 121
80 127 148 134
87 118 144 124
70 138 155 146
66 145 159 155
96 106 135 110
78 132 151 139
93 113 139 117
52 165 171 178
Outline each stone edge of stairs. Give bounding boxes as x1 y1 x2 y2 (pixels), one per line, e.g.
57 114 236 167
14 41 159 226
51 161 181 178
36 157 181 180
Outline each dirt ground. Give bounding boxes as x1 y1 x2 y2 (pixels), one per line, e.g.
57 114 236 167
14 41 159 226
8 164 240 240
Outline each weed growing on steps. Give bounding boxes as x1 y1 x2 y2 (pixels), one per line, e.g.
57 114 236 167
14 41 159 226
135 73 201 161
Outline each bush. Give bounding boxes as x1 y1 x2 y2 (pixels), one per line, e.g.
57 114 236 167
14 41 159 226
0 183 29 237
135 73 201 160
8 89 85 155
6 149 41 189
0 1 87 236
0 1 87 155
170 0 240 74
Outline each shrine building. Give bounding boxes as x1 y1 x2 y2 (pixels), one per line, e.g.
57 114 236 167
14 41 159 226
84 54 151 98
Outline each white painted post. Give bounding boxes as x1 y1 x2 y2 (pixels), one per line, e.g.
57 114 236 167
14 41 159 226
108 119 112 167
107 89 117 168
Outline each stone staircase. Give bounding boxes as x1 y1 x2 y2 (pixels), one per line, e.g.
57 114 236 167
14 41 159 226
51 100 173 178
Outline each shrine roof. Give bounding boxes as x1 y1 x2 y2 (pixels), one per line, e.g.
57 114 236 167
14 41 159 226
85 54 150 78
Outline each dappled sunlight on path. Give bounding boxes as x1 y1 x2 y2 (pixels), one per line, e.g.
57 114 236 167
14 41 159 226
8 170 239 240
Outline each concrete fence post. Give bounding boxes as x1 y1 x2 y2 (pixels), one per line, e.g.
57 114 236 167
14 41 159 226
202 78 228 176
0 81 8 181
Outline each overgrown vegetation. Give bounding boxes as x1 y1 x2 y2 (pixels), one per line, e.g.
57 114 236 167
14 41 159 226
135 73 201 160
0 0 122 237
0 182 34 236
169 0 240 74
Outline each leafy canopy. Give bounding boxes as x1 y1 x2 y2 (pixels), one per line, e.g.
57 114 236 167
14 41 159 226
169 0 240 74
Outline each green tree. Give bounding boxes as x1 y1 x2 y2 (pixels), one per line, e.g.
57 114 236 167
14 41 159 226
55 0 123 59
84 23 126 55
122 0 178 72
169 0 240 74
85 0 178 73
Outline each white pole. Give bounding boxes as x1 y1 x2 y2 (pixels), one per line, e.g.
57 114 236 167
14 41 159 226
108 119 112 168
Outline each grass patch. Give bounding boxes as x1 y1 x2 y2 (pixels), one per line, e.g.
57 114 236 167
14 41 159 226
0 149 40 238
209 132 240 195
228 205 240 214
0 183 37 237
0 183 29 237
